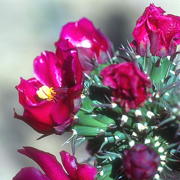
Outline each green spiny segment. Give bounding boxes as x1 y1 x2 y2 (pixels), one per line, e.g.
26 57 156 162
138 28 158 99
150 58 173 83
95 114 116 126
80 97 95 113
99 131 127 151
73 125 106 136
144 56 153 74
137 56 177 88
114 131 127 140
77 95 116 128
77 111 108 129
74 52 180 179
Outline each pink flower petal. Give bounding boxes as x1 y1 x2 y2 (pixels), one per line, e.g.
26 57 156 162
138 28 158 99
15 78 55 133
13 167 50 180
18 147 69 180
56 40 83 91
15 76 76 134
77 164 97 180
33 51 63 88
60 151 78 179
16 78 42 107
56 18 113 72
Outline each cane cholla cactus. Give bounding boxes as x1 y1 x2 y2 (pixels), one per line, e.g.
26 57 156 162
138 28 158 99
13 3 180 180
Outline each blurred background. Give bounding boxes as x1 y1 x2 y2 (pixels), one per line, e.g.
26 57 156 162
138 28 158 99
0 0 179 179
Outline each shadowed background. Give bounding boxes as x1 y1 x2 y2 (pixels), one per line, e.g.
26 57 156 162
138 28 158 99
0 0 179 179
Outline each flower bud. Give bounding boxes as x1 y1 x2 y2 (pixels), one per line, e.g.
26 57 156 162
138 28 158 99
123 144 160 180
101 62 151 111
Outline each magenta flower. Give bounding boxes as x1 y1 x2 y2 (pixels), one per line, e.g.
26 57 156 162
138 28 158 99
100 62 151 111
15 50 83 134
123 144 160 180
13 147 97 180
131 4 180 57
55 18 113 72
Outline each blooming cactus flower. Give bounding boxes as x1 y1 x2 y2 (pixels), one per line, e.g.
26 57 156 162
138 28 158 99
123 144 160 180
13 147 97 180
131 4 180 57
100 62 151 111
55 18 113 72
15 50 83 134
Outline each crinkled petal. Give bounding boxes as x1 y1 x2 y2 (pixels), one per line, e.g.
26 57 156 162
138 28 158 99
100 62 151 111
131 4 180 57
148 14 180 56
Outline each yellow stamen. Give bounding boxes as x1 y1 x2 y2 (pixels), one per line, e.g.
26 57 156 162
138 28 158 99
37 85 56 101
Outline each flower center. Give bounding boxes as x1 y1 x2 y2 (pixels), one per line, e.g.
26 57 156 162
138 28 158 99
37 85 56 101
